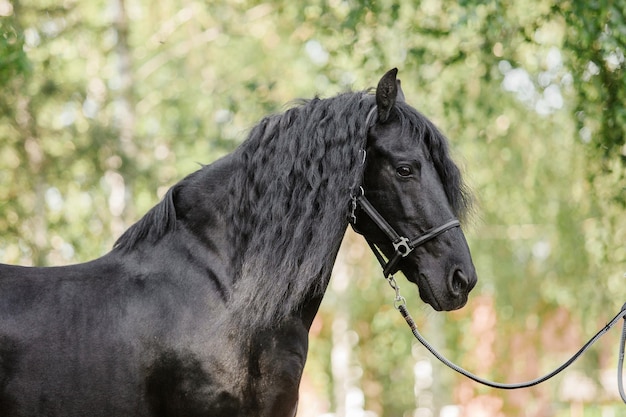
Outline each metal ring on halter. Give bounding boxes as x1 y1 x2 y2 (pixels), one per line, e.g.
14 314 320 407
392 236 413 257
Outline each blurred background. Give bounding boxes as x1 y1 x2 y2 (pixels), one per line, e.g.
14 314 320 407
1 0 625 415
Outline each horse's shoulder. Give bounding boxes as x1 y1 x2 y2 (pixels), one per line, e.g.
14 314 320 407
140 319 308 417
144 347 241 417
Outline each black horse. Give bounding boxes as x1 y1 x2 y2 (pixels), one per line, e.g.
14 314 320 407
0 69 476 417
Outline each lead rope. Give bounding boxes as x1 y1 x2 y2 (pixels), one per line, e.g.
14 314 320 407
386 277 626 401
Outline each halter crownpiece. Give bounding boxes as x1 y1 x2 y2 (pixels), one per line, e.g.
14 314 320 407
364 104 378 128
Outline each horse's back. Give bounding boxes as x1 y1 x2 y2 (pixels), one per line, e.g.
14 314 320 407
0 257 200 416
0 258 151 416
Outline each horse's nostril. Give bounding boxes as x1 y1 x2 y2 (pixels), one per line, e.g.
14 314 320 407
451 269 469 295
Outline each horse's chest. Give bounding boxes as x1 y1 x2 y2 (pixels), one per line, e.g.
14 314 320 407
144 320 309 417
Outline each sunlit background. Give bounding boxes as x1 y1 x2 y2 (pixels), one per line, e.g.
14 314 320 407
1 0 625 416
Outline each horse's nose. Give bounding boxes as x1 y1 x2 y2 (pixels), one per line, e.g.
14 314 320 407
448 268 476 297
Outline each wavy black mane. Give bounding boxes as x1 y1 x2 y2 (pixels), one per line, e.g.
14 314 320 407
227 92 376 323
114 187 178 251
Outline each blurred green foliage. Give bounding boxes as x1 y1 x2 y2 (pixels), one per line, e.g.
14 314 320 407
1 0 625 415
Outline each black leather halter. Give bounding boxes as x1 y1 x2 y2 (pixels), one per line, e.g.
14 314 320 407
349 187 460 278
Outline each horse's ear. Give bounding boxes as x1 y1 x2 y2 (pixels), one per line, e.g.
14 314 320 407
376 68 403 123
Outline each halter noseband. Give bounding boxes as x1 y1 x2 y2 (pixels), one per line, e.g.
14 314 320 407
349 187 460 277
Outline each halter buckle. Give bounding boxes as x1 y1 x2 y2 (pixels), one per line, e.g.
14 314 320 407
348 187 364 225
393 236 413 257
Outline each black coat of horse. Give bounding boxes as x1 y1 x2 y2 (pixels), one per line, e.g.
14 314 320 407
0 69 477 416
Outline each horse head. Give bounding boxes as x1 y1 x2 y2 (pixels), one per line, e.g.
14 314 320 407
353 68 477 311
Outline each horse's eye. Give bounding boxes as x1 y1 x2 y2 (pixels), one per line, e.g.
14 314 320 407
396 166 412 177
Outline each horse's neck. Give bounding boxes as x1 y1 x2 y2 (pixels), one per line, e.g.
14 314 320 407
120 151 347 329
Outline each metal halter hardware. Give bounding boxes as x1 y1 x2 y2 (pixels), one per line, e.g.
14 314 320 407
349 187 461 278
